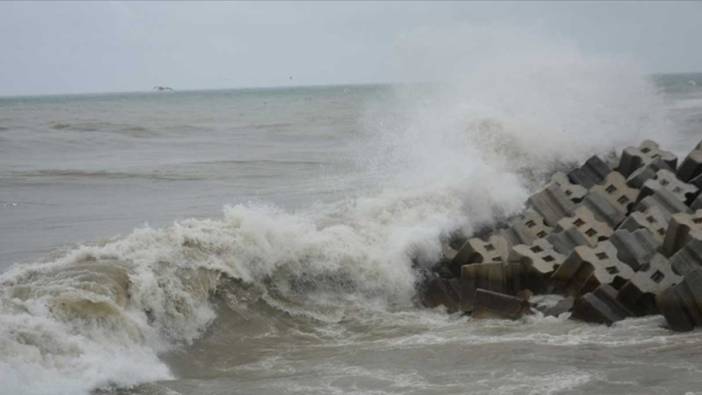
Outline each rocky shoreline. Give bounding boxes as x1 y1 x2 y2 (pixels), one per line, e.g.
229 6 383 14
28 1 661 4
419 138 702 331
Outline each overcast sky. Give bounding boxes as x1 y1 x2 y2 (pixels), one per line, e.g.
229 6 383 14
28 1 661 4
1 1 701 96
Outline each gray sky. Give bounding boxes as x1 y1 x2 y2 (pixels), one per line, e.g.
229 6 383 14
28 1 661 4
1 1 701 96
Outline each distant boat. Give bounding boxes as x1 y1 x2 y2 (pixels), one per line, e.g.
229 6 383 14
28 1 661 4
153 86 174 92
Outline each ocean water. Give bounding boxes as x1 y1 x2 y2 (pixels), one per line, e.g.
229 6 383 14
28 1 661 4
1 70 702 395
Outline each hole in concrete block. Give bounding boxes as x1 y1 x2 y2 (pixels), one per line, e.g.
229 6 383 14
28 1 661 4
606 266 619 274
694 218 702 224
493 256 503 262
484 243 495 251
617 195 630 205
658 228 666 235
651 270 664 284
606 185 617 194
525 220 536 228
566 190 572 196
641 147 651 153
543 255 555 262
660 179 670 186
574 218 585 227
537 231 547 238
531 245 544 253
646 215 655 224
596 252 608 260
673 187 682 193
585 228 597 237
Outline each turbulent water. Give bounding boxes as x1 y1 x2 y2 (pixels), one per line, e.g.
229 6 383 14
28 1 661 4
1 68 702 395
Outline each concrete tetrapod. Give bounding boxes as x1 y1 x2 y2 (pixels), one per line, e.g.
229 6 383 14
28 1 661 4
551 241 635 297
618 140 678 177
661 210 702 257
567 155 612 189
527 184 576 227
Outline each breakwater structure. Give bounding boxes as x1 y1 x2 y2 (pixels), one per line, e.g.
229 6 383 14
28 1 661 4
418 138 702 331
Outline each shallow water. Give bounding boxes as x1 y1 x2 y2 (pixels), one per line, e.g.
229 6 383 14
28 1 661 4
1 71 702 395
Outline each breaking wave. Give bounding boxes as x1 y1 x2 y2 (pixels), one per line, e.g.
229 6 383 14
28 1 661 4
0 28 686 395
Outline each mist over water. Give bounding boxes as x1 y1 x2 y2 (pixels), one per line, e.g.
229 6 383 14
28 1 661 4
1 30 702 395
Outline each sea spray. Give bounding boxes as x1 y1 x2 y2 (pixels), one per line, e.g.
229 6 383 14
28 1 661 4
0 28 690 395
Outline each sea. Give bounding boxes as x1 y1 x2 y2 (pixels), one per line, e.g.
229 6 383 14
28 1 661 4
1 70 702 395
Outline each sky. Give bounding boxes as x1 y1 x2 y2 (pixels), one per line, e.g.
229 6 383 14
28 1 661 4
1 1 702 96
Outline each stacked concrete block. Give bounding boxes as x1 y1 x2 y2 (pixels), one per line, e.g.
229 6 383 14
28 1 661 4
640 169 698 205
579 190 627 228
670 237 702 276
450 234 510 274
626 158 674 189
617 205 669 243
510 238 565 293
661 210 702 257
460 262 524 296
618 253 681 315
677 149 702 183
567 155 611 188
498 209 553 247
657 269 702 331
547 227 592 255
634 187 690 222
420 277 460 312
420 138 702 331
618 140 678 177
551 241 634 297
609 228 659 271
472 288 531 320
527 184 576 227
550 172 587 203
556 206 613 246
590 171 639 215
571 284 634 325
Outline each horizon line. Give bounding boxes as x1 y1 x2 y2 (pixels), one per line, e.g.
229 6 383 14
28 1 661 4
1 71 701 100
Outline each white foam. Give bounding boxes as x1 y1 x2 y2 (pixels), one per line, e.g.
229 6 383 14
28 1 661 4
0 26 686 394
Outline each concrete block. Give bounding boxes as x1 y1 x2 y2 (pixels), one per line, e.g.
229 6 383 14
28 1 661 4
460 262 524 296
579 190 627 228
617 205 669 243
670 236 702 276
590 171 639 215
568 155 612 188
448 278 478 313
661 210 702 257
527 184 576 227
551 241 635 297
510 238 565 293
571 284 633 325
626 158 674 189
550 171 587 203
692 194 702 211
556 206 613 246
677 149 702 182
609 228 660 271
420 277 459 312
547 227 593 255
618 253 681 315
657 269 702 331
450 235 510 274
640 169 698 205
618 140 678 177
498 209 553 247
472 288 531 320
688 172 702 194
634 187 690 223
